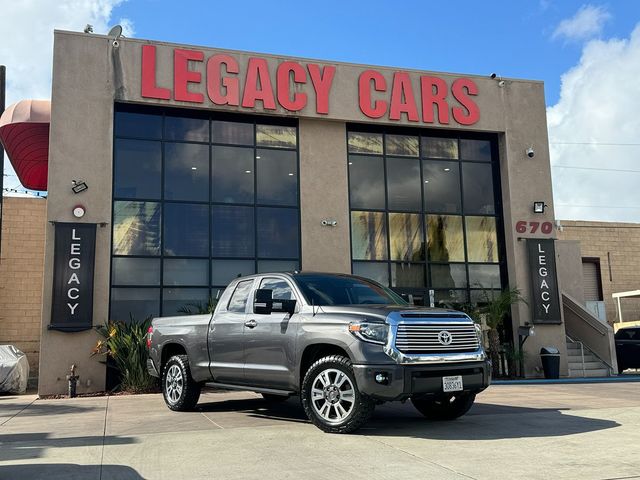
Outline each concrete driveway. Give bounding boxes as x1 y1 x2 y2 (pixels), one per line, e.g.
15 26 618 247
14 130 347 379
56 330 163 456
1 382 639 480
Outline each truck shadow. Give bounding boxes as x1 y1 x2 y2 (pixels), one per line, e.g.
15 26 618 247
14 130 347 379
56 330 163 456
0 463 144 479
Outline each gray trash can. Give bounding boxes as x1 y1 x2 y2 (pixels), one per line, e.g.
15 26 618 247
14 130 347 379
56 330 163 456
540 347 560 379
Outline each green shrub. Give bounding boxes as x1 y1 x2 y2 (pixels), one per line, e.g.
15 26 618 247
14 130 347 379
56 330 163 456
92 315 157 393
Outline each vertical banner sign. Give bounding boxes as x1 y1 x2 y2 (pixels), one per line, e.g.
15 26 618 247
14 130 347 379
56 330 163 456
50 223 97 331
527 239 562 324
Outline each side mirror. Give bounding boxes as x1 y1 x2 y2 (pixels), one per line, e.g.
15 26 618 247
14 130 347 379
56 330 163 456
254 289 273 315
273 299 297 316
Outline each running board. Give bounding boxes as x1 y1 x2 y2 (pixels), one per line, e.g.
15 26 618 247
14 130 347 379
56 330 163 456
204 382 295 396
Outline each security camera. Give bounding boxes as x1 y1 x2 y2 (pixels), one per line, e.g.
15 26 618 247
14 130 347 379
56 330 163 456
112 39 120 48
490 73 497 79
321 220 328 226
526 147 535 158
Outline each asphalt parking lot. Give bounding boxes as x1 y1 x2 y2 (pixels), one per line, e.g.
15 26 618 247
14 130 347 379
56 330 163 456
1 382 640 480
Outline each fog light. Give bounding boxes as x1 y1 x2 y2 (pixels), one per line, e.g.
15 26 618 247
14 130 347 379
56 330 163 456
375 372 389 385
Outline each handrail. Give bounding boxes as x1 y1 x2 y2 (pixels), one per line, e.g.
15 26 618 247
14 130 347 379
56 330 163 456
563 294 608 336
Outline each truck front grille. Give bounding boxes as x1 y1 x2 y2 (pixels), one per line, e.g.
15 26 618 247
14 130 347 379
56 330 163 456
395 323 479 354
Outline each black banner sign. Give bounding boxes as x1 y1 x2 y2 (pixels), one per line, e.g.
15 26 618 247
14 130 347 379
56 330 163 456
527 238 562 324
50 223 96 332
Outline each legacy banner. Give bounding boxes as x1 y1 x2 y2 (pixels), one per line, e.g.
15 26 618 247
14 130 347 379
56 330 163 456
527 238 562 324
50 223 96 332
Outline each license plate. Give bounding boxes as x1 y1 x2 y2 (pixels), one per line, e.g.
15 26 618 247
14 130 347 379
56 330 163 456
442 375 463 392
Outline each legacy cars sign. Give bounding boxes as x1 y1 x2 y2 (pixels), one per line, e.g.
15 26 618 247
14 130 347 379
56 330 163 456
141 45 480 126
527 239 561 324
50 223 96 332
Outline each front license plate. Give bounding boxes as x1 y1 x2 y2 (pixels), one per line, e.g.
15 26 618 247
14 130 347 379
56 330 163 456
442 375 463 392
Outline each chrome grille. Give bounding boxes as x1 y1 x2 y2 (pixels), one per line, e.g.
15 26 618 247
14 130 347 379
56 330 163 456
395 323 479 353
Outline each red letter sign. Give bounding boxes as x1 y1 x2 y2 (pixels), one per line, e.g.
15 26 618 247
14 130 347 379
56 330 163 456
307 64 335 114
174 49 204 103
389 72 419 122
141 45 170 100
421 76 449 124
207 54 240 106
451 78 480 126
277 62 307 111
358 70 387 119
242 58 276 110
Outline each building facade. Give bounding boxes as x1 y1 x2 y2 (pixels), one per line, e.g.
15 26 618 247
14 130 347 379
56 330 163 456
24 30 569 394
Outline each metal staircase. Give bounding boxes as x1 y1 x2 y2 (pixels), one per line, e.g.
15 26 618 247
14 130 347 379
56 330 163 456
566 336 612 377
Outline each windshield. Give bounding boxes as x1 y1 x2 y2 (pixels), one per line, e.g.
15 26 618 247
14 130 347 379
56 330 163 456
294 274 408 306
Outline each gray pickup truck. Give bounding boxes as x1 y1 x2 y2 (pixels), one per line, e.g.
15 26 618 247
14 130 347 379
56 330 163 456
147 272 490 433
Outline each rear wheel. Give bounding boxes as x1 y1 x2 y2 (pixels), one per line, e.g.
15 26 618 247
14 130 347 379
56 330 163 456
162 355 201 411
301 355 375 434
411 392 476 420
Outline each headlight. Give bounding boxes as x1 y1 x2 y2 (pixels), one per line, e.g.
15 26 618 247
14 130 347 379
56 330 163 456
474 323 483 344
349 322 389 344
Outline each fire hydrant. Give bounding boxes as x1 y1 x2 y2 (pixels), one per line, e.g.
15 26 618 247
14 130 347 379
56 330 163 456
66 364 79 398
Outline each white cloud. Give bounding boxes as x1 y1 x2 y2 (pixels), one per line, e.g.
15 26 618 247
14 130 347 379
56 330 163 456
552 4 611 42
548 25 640 222
0 0 133 190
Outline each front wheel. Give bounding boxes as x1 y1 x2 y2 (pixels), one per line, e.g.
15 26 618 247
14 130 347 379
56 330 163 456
301 355 375 434
411 392 476 420
162 355 201 411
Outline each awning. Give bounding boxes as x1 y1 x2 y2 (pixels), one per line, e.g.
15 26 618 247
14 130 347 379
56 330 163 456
0 99 51 191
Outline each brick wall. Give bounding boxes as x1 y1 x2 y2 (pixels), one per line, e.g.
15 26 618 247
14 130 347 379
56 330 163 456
558 220 640 324
0 196 47 379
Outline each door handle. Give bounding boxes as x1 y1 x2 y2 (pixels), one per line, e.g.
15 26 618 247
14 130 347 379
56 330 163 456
244 319 258 329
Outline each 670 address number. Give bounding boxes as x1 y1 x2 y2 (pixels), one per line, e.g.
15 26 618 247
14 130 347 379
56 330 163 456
515 221 553 234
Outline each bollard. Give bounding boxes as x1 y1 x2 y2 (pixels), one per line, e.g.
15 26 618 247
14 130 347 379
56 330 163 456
66 364 79 398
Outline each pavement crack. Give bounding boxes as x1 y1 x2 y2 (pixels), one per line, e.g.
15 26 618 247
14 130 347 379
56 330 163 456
0 396 38 427
363 435 479 479
99 395 109 480
201 412 225 429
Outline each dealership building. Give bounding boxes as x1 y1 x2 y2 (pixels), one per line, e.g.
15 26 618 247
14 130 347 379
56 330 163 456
0 30 621 395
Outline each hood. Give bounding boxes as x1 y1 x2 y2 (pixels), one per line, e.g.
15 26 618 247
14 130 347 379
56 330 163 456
309 304 470 322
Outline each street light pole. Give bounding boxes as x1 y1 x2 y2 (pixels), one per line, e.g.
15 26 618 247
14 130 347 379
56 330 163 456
0 65 6 262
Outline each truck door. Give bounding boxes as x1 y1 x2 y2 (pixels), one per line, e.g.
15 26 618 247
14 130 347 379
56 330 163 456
208 278 254 384
243 277 298 390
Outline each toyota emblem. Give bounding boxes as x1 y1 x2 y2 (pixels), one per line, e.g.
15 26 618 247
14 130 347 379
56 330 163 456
438 330 453 345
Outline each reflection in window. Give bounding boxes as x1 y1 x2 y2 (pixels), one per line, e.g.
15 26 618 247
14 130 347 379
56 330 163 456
351 211 387 261
163 259 209 286
423 161 461 213
468 264 501 289
386 157 421 211
260 278 294 300
111 258 160 286
460 139 491 161
113 201 161 256
385 135 419 157
466 216 499 262
431 264 467 289
256 124 296 148
110 288 159 322
256 149 298 206
352 262 389 286
211 205 254 257
114 139 161 199
257 260 298 273
389 213 424 261
163 288 210 315
427 215 465 262
422 137 458 159
164 143 209 201
212 146 254 204
114 111 162 139
434 289 468 307
347 132 383 154
164 115 209 142
212 120 253 145
228 280 254 313
348 155 385 210
470 289 502 305
163 203 209 257
256 207 299 258
212 260 255 286
462 163 495 215
391 263 425 288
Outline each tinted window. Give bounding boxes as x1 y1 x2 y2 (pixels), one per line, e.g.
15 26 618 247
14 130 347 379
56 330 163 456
164 143 209 201
389 213 424 261
256 207 299 258
462 163 495 215
431 264 467 289
390 263 425 288
260 278 294 300
111 258 160 286
163 259 209 286
211 205 254 257
162 288 210 315
423 161 461 213
212 121 253 145
422 137 458 159
256 125 296 148
110 288 159 322
164 115 209 142
427 215 465 262
385 135 418 157
295 275 406 306
212 260 255 286
256 149 297 206
386 157 421 211
212 146 254 204
114 139 161 199
349 155 385 210
351 211 387 261
113 201 161 256
352 262 389 286
460 139 491 161
114 111 162 139
164 203 209 257
257 260 298 273
347 132 383 154
466 216 499 263
228 280 254 313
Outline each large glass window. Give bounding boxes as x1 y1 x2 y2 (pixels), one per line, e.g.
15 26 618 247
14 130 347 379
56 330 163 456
111 106 300 321
348 129 503 308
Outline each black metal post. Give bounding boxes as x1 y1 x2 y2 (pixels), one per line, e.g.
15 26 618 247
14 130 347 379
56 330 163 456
0 65 6 262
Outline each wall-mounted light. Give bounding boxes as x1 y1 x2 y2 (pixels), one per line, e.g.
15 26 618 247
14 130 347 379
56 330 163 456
321 219 338 227
490 73 506 87
72 180 88 194
533 201 547 214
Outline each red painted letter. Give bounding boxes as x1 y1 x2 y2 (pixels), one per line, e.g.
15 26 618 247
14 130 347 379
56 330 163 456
420 76 449 124
389 72 419 122
451 78 480 125
277 62 308 111
141 45 170 99
207 54 240 106
174 49 204 103
242 58 276 110
307 64 335 114
358 70 387 119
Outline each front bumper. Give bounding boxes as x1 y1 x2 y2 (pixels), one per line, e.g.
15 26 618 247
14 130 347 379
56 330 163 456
353 360 491 401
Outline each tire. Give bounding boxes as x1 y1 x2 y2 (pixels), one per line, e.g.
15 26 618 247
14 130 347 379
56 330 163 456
162 355 201 411
618 364 625 375
261 393 289 402
301 355 375 434
411 392 476 421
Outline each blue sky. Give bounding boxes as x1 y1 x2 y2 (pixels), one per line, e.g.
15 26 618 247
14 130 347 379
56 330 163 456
1 1 640 221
